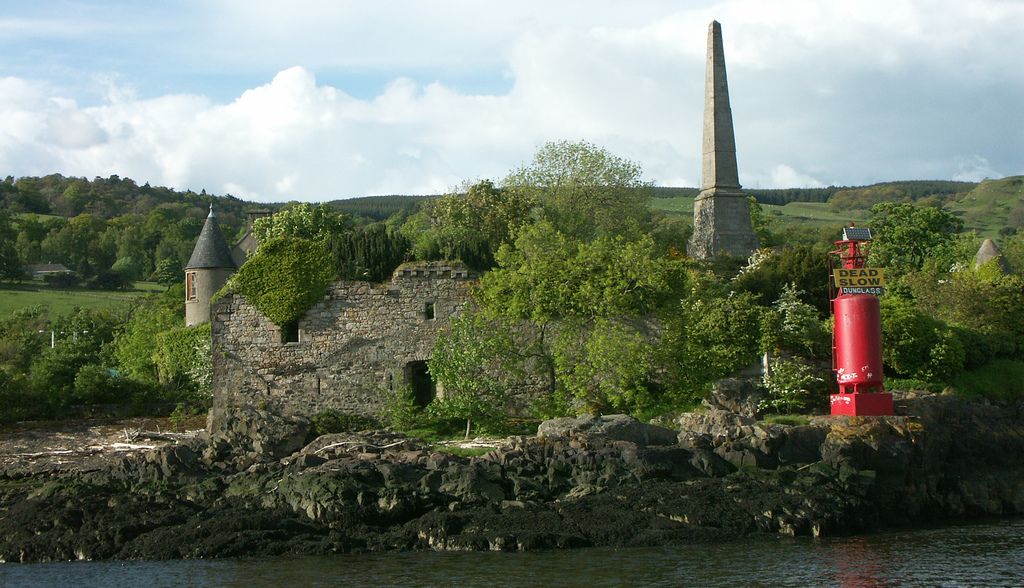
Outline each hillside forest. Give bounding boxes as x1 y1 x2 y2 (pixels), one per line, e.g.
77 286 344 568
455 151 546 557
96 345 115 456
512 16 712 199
1 141 1023 433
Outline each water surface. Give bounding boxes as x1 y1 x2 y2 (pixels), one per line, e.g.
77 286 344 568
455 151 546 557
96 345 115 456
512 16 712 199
3 518 1022 587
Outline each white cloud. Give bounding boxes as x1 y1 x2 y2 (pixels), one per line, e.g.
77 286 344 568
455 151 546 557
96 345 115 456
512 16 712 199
952 156 1001 182
0 1 1022 200
764 165 827 189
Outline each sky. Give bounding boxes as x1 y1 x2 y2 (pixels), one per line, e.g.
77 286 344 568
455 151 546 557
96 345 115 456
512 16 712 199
1 0 1022 203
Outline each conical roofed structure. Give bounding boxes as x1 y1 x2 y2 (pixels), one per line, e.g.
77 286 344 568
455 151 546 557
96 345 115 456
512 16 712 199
185 206 237 326
688 21 759 259
974 238 1011 274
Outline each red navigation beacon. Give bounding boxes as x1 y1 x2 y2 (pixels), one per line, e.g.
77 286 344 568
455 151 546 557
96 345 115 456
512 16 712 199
828 225 893 416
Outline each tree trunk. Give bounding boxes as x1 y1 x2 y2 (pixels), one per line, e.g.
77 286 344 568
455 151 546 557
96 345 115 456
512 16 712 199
464 417 472 440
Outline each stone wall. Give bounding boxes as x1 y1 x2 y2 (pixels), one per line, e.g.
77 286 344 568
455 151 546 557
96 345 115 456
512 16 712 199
210 262 475 423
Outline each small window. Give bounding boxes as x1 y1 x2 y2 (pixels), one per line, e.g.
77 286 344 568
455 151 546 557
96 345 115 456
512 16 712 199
185 271 197 301
424 302 435 320
281 321 299 344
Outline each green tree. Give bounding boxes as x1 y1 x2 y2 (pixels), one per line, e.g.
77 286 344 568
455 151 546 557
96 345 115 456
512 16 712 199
660 277 766 401
153 258 182 286
428 312 521 438
473 221 686 412
0 209 21 280
40 213 115 278
477 221 683 322
330 223 411 282
502 140 650 241
553 318 655 415
407 179 535 269
113 293 182 383
868 202 964 276
252 203 352 246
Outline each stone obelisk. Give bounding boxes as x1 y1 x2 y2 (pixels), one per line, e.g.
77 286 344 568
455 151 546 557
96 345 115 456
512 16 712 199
688 21 759 259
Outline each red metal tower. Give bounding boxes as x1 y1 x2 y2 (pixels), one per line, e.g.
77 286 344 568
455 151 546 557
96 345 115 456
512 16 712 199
828 226 893 416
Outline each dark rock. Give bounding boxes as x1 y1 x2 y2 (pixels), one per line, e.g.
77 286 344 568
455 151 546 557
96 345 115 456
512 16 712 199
537 414 678 446
204 406 310 469
4 394 1024 563
702 378 767 418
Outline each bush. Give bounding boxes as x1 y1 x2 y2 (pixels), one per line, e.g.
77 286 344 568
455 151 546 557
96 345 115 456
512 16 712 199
0 370 49 422
881 296 965 383
43 273 79 288
553 318 655 415
661 284 765 402
760 357 828 415
950 360 1024 403
73 364 124 404
87 270 133 291
382 384 421 431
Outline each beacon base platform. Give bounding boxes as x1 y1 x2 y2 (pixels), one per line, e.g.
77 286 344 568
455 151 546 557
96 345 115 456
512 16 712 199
830 392 894 416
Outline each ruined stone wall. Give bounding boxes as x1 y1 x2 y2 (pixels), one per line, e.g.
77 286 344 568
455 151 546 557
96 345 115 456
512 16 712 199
210 263 475 422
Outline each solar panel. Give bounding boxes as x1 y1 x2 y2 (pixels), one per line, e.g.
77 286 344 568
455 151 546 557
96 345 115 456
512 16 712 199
843 227 872 241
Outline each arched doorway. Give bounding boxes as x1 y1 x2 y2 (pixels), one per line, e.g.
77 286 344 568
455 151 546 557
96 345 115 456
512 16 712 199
404 360 436 408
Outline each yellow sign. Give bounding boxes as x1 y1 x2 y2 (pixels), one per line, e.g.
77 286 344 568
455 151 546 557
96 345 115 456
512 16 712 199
833 268 886 288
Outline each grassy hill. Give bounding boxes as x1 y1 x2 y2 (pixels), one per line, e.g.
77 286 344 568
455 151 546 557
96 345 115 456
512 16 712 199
649 177 1023 238
946 176 1024 238
649 193 869 231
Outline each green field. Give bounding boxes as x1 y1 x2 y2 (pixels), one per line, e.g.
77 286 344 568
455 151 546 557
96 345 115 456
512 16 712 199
0 282 165 318
650 196 869 229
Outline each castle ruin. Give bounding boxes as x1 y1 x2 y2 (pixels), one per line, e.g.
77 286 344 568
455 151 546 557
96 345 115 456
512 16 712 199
208 263 475 422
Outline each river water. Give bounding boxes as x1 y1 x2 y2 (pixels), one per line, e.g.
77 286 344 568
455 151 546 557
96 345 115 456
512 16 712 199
2 518 1022 587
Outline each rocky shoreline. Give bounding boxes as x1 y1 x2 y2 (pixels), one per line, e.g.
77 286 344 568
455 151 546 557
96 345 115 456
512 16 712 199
2 392 1023 563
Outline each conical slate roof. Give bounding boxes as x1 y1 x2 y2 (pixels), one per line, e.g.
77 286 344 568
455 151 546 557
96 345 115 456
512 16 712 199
185 206 237 270
974 238 1010 273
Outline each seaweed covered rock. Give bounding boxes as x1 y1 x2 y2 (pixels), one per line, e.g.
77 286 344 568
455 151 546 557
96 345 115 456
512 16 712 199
537 414 678 446
204 406 310 471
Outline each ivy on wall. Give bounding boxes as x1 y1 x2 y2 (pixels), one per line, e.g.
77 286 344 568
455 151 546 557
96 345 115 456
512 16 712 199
232 237 336 326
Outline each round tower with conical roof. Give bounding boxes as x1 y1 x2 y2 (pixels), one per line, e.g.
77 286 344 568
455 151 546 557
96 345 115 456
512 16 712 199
185 205 237 326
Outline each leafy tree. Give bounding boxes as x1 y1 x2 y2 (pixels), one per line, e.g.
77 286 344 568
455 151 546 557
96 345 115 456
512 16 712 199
0 305 48 373
408 179 535 269
153 323 211 395
28 307 123 412
40 213 115 278
660 277 766 401
868 202 963 277
113 293 182 383
153 257 183 285
0 209 21 280
908 267 1024 361
330 223 411 282
252 203 352 246
502 140 651 241
428 312 521 438
733 243 832 317
553 318 655 415
478 221 684 322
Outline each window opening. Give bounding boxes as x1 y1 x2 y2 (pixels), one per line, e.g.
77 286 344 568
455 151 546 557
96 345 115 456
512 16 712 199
424 301 435 320
404 361 435 408
185 271 197 301
281 321 300 344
